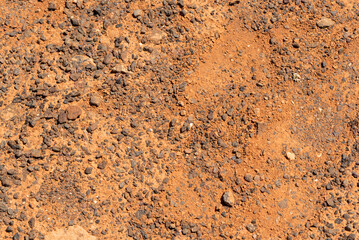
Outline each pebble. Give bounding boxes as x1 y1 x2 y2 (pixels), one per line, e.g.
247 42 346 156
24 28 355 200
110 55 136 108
66 106 82 120
48 2 56 11
70 73 81 81
85 167 93 175
244 174 253 182
316 17 335 28
87 122 98 133
348 234 356 240
31 149 42 159
28 218 35 228
326 198 336 207
90 94 102 107
72 55 96 68
13 232 20 240
97 161 107 170
277 199 288 209
148 30 166 44
112 64 128 74
292 38 300 48
293 73 301 82
58 111 67 124
133 9 142 18
246 223 257 233
221 191 235 207
103 53 113 65
71 18 80 27
1 178 11 187
286 152 295 160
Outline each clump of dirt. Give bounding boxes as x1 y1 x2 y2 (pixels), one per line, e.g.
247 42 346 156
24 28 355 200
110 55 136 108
1 0 359 239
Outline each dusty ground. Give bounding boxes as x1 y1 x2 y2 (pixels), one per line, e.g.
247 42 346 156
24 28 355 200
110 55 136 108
1 0 359 239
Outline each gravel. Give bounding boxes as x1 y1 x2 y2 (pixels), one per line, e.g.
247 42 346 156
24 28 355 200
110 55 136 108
0 0 357 239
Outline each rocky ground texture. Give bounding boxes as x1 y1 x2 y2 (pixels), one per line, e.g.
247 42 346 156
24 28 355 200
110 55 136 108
1 0 359 239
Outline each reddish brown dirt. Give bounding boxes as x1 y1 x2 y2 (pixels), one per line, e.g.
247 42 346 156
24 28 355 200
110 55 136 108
1 0 359 239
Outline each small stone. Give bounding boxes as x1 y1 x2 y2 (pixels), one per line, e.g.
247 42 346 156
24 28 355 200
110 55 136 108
85 167 93 175
180 9 187 16
97 161 107 170
66 106 82 120
286 152 295 160
90 94 102 107
120 51 128 62
58 111 67 124
1 178 11 187
52 146 61 152
180 110 186 116
316 17 335 28
348 234 356 240
326 198 336 207
277 199 288 209
222 191 235 207
31 149 42 158
293 73 301 82
133 9 142 18
178 0 185 8
119 182 125 189
345 224 353 231
93 8 102 16
184 148 192 154
269 37 277 45
87 122 98 133
111 64 128 74
72 55 96 68
246 223 257 233
326 183 333 190
48 2 56 11
7 140 20 150
244 174 253 182
71 18 80 26
292 38 300 48
103 53 113 65
69 72 81 81
28 217 35 228
13 232 20 240
148 29 166 44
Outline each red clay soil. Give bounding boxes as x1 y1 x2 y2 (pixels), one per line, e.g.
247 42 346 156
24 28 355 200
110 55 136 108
1 0 359 239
